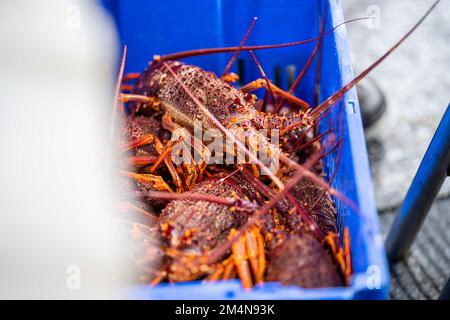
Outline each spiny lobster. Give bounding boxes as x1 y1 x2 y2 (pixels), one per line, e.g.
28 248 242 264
115 0 440 289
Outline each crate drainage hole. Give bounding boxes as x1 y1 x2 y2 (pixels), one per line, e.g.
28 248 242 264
286 64 296 89
237 59 245 85
274 65 282 88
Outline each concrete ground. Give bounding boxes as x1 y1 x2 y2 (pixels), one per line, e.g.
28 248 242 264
343 0 450 299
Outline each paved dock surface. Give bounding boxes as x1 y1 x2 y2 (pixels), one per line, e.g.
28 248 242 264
380 199 450 299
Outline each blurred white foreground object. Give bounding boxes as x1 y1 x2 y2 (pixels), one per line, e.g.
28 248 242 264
0 0 129 298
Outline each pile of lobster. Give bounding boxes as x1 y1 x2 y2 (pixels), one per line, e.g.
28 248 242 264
113 1 439 290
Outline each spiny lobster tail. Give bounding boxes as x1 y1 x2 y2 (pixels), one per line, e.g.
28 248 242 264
310 0 440 120
156 18 371 61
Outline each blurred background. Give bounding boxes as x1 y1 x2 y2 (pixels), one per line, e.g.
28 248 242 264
344 0 450 299
0 0 129 298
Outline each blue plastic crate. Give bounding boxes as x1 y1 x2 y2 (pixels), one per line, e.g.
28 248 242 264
102 0 389 299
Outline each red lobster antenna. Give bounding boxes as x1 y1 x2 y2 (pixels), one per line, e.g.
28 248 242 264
155 17 372 62
221 17 258 77
311 0 441 120
274 0 328 113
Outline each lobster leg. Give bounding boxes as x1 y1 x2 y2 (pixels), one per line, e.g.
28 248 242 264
220 72 240 83
245 229 259 281
324 229 352 284
124 155 158 167
118 170 174 193
119 93 162 113
205 264 224 282
343 227 352 285
123 72 140 82
119 93 158 105
119 134 160 153
206 257 234 282
245 227 266 284
119 133 184 192
240 78 310 111
117 201 159 226
223 258 235 280
229 229 253 289
120 84 133 91
150 270 167 286
160 112 210 190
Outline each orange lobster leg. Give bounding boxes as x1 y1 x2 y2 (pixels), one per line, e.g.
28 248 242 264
124 155 158 167
120 84 133 91
119 129 184 192
119 93 161 112
324 229 352 284
240 78 310 111
243 227 266 285
229 229 253 289
150 271 167 287
244 228 260 284
222 258 235 280
118 170 174 193
160 112 211 190
220 72 240 83
149 140 177 173
255 228 266 284
206 265 224 282
344 227 352 285
119 93 156 104
119 134 158 153
123 72 140 81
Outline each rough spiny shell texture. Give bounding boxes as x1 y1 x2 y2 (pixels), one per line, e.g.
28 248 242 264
132 61 252 130
159 177 252 282
159 178 249 252
288 179 337 235
266 232 343 288
121 115 162 155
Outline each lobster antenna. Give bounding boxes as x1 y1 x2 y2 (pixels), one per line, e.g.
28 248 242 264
289 128 333 154
280 0 328 107
135 190 255 209
256 147 322 218
311 0 441 119
273 1 328 113
111 45 127 138
308 105 345 215
313 0 327 108
156 17 371 61
249 50 276 104
221 17 258 77
118 201 159 226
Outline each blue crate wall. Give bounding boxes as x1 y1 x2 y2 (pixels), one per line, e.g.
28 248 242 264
317 0 389 299
101 0 389 299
